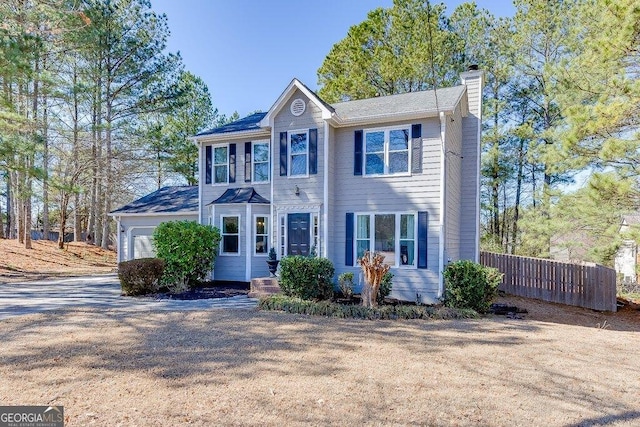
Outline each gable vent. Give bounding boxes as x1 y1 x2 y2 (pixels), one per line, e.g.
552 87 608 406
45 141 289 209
290 98 306 116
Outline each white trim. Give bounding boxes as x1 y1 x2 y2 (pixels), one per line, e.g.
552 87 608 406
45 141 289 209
127 226 156 260
288 129 310 177
245 204 251 281
213 144 230 185
270 127 275 253
194 129 270 144
115 217 122 263
362 124 411 176
252 140 270 183
277 208 321 257
323 121 329 259
260 78 334 128
198 143 202 225
253 214 270 257
220 215 240 256
108 211 198 218
352 212 419 269
438 111 447 299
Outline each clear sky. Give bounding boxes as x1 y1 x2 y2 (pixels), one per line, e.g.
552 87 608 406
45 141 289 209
150 0 515 119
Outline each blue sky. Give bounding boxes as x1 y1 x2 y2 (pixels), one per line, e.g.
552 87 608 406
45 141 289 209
151 0 515 120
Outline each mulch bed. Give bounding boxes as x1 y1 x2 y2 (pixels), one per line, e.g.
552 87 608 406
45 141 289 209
153 283 249 300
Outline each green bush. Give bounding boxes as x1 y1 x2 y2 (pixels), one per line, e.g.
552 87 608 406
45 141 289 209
443 260 502 313
153 220 221 291
258 295 478 320
337 272 355 298
118 258 165 296
377 272 393 304
278 256 335 300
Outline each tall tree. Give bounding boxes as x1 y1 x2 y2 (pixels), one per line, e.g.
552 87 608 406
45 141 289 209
317 0 465 102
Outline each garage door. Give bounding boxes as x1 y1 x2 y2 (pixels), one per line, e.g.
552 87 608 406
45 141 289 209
133 235 155 259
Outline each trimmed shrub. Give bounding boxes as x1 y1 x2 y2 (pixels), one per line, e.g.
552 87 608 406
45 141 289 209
118 258 165 296
153 220 221 291
443 260 502 313
377 272 393 305
258 295 478 320
278 256 335 300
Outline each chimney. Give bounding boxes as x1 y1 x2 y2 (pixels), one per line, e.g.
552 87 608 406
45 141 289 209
458 67 484 263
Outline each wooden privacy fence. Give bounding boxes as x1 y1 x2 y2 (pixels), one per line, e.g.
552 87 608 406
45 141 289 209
480 251 617 312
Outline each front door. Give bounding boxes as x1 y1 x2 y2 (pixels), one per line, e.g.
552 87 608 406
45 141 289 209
287 213 310 256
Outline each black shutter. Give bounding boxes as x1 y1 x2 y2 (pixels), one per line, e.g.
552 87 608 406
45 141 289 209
229 143 236 183
345 212 354 266
354 130 363 175
244 142 252 182
309 128 317 174
418 211 428 269
205 145 212 184
280 132 288 176
411 124 422 174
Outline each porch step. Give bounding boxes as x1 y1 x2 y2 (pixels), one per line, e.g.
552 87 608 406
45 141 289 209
249 277 281 298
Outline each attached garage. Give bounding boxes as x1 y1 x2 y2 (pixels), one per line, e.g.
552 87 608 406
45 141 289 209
109 186 199 263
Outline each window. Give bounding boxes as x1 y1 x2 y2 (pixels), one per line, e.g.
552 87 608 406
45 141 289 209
214 145 228 184
221 216 239 254
253 141 269 182
354 213 416 267
254 215 269 255
364 127 410 175
289 130 308 176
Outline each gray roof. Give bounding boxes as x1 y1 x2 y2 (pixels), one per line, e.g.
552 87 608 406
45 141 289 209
208 187 270 205
194 84 466 138
332 85 466 121
110 186 199 215
196 112 267 136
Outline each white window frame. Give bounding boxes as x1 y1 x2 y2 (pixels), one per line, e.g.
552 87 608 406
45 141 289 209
213 144 229 185
363 125 411 176
353 212 418 268
288 129 309 177
254 214 270 256
220 215 240 256
252 140 270 183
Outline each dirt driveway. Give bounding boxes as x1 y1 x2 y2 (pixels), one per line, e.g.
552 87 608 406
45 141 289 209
0 296 638 426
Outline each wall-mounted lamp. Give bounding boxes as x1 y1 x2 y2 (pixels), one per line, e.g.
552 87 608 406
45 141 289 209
120 225 125 233
294 185 300 196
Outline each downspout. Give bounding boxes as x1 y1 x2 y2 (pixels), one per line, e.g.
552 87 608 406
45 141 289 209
323 121 329 259
438 111 447 299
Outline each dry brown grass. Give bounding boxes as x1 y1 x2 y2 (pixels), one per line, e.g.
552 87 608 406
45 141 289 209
0 305 638 426
0 239 116 281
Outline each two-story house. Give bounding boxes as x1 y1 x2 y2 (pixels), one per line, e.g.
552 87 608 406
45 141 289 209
111 67 483 304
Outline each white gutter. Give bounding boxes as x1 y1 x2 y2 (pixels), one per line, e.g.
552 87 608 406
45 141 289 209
474 80 483 263
438 111 447 299
245 204 252 281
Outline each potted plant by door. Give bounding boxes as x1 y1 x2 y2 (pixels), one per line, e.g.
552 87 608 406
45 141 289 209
266 248 279 277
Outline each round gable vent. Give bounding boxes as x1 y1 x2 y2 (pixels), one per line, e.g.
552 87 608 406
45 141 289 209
290 98 306 116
